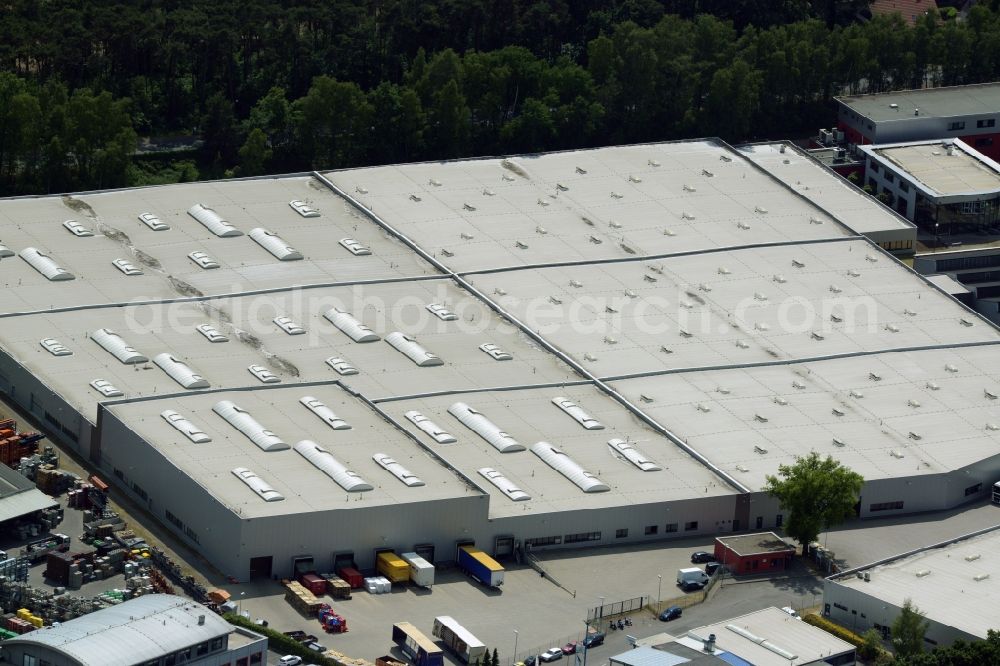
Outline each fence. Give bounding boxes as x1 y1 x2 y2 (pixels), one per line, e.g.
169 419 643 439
587 596 647 623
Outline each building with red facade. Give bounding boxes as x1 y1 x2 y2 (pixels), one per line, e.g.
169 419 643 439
714 533 795 575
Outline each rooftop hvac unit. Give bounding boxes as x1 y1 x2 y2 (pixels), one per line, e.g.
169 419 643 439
833 148 847 163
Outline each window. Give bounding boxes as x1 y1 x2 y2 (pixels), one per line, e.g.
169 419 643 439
564 531 601 543
948 121 966 131
684 521 698 531
166 656 177 666
616 528 628 539
644 525 658 536
898 180 909 193
755 516 763 529
211 637 225 651
977 118 996 128
976 137 994 147
965 483 982 496
22 657 37 666
776 514 784 527
250 654 264 664
869 162 879 174
665 523 678 533
883 171 894 184
237 659 249 666
525 535 561 548
834 602 848 611
131 482 148 501
961 201 985 215
870 501 904 512
924 637 939 646
197 642 209 656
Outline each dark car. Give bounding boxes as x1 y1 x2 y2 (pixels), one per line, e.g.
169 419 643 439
659 606 683 621
581 632 605 648
705 562 722 576
691 551 716 563
523 657 537 666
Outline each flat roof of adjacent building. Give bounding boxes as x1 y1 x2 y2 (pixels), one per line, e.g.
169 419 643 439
385 384 732 519
863 139 1000 197
1 594 238 666
325 140 858 273
613 344 1000 491
836 82 1000 122
739 143 914 234
104 384 475 518
829 526 1000 640
716 533 794 556
922 273 972 295
678 607 855 666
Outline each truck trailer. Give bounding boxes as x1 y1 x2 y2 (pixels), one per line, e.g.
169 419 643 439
401 551 435 587
457 545 504 587
432 616 486 664
376 552 410 583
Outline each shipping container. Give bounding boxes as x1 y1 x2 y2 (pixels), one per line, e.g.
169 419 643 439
432 616 486 664
392 622 444 666
400 552 435 587
376 552 410 583
457 545 504 587
299 573 327 596
336 565 363 589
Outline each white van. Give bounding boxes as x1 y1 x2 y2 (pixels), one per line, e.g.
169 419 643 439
677 567 710 590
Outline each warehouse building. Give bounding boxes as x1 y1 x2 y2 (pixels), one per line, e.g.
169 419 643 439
0 464 59 533
0 140 998 579
823 526 1000 648
0 594 267 666
914 247 1000 321
835 82 1000 161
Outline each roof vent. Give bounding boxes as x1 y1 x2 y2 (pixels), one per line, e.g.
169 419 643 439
482 188 495 196
478 468 530 501
644 274 658 283
903 308 917 316
829 284 842 294
830 314 843 323
91 328 147 364
372 453 425 487
832 408 845 417
610 192 623 199
609 220 622 229
40 338 72 356
20 247 75 281
988 423 1000 431
908 399 921 408
0 244 13 258
736 464 749 473
570 279 583 288
648 160 661 167
589 235 603 244
429 178 442 186
736 340 750 349
248 227 302 260
850 389 864 398
773 397 788 406
409 194 422 202
696 403 711 413
682 212 696 220
716 386 731 395
754 414 768 423
385 332 443 367
549 295 563 305
720 154 733 162
448 402 524 453
441 248 454 257
213 400 288 451
702 169 714 177
791 259 805 268
961 318 974 327
608 438 662 472
945 364 959 373
718 267 731 275
865 254 879 263
355 185 369 194
187 204 242 237
809 216 824 225
494 287 507 296
833 438 846 447
161 410 211 443
773 274 787 283
426 303 458 321
295 440 372 492
628 174 642 183
737 221 751 230
552 397 604 430
460 232 474 240
755 322 770 331
792 380 806 389
479 343 512 361
890 450 905 459
753 445 768 454
324 308 379 343
965 554 981 562
300 396 351 430
869 372 882 381
576 166 587 174
663 228 677 236
515 240 529 249
698 283 711 292
405 411 456 443
624 289 638 298
556 183 569 191
531 441 609 493
974 573 990 582
754 292 768 301
232 468 283 502
463 202 476 212
915 569 930 578
683 184 696 192
584 352 598 362
535 225 548 235
639 393 653 402
986 390 998 400
754 206 768 214
153 353 209 389
811 331 825 340
908 432 922 440
606 305 619 313
885 324 900 333
660 346 673 354
679 329 693 338
502 173 515 182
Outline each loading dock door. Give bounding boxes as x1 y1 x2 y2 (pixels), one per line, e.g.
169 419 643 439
249 556 272 579
494 535 514 559
413 543 435 563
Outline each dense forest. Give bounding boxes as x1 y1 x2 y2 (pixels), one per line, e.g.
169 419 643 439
1 0 1000 195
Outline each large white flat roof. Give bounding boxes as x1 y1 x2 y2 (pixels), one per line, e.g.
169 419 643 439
832 527 1000 640
612 344 1000 491
384 384 732 519
105 384 473 518
864 139 1000 197
739 143 914 234
837 82 1000 122
0 176 435 314
325 140 856 273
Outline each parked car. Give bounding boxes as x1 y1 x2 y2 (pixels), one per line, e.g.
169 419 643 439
659 606 683 622
522 657 536 666
581 632 605 648
781 607 802 620
561 642 578 655
705 562 722 576
278 657 303 666
540 648 563 662
691 551 716 563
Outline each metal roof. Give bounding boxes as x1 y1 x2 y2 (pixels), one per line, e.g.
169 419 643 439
1 594 236 666
836 82 1000 122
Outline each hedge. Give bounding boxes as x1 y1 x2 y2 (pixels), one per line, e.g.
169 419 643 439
802 613 868 648
224 613 345 666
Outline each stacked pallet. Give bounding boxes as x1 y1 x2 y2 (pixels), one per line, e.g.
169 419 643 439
284 580 322 615
321 573 352 599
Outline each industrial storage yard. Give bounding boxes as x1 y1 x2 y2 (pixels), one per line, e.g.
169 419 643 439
0 138 998 663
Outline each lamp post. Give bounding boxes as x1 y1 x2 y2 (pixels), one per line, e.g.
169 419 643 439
513 629 518 662
238 591 245 616
657 575 662 614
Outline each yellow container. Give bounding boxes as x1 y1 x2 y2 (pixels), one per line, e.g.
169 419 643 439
376 552 410 583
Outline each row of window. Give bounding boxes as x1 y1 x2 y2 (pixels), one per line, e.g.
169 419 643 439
530 517 790 547
869 501 904 512
165 509 201 545
880 239 915 251
947 118 995 131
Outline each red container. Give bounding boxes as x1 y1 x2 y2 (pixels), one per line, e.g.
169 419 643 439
300 573 327 596
336 566 363 589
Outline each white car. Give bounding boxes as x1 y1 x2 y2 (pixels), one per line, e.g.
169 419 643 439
426 303 458 321
188 250 220 269
138 212 169 231
325 356 359 376
112 258 143 276
289 200 320 218
781 607 802 620
195 324 229 343
40 338 72 356
90 379 124 397
248 364 280 384
278 657 303 666
540 648 563 662
63 220 93 237
479 343 512 361
339 238 371 256
274 316 306 335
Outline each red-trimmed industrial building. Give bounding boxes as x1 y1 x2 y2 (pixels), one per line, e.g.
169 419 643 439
714 533 795 575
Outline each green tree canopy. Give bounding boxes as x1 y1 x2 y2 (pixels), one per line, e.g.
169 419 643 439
892 599 930 659
762 452 863 553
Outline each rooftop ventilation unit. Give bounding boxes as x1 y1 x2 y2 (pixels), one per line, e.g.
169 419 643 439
792 380 806 389
249 228 303 261
161 410 211 443
232 467 284 502
644 274 658 283
754 206 768 214
628 174 642 183
908 399 921 408
624 289 638 298
584 353 598 362
570 279 583 288
0 244 14 258
63 220 93 237
295 440 372 492
212 400 289 451
833 438 846 447
187 204 242 237
903 308 917 316
847 269 861 277
20 247 75 281
515 240 529 249
865 254 879 263
300 396 351 430
663 228 677 236
372 453 425 487
610 192 623 199
482 188 495 196
810 216 824 225
537 198 550 207
909 432 922 440
830 314 843 323
960 318 974 327
385 332 443 367
426 303 458 321
91 328 148 364
987 423 999 431
754 414 768 423
792 259 805 268
409 194 422 202
754 322 769 331
702 169 714 177
608 438 661 472
773 274 787 283
985 390 998 400
531 441 609 493
552 397 604 430
869 372 882 381
463 203 476 212
753 445 768 454
890 449 905 458
736 464 749 472
698 283 711 292
850 390 864 398
429 178 442 186
829 284 842 294
773 397 788 406
735 340 750 349
609 220 622 229
737 221 751 230
965 554 981 562
324 308 379 343
926 381 940 391
503 173 515 181
832 408 845 417
696 403 711 413
549 296 563 304
718 266 731 275
811 331 825 340
153 353 209 389
448 402 524 453
405 411 456 443
355 185 369 194
885 324 900 333
754 292 768 302
639 394 653 403
974 573 990 582
195 323 229 343
479 343 512 361
40 338 71 356
720 154 732 162
679 329 693 338
535 226 547 235
648 159 661 167
478 468 531 501
683 184 696 192
682 212 696 220
945 364 959 373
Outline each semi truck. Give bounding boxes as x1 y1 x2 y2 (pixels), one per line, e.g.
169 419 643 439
376 552 410 583
392 622 443 666
401 551 435 587
432 616 486 664
457 545 504 587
